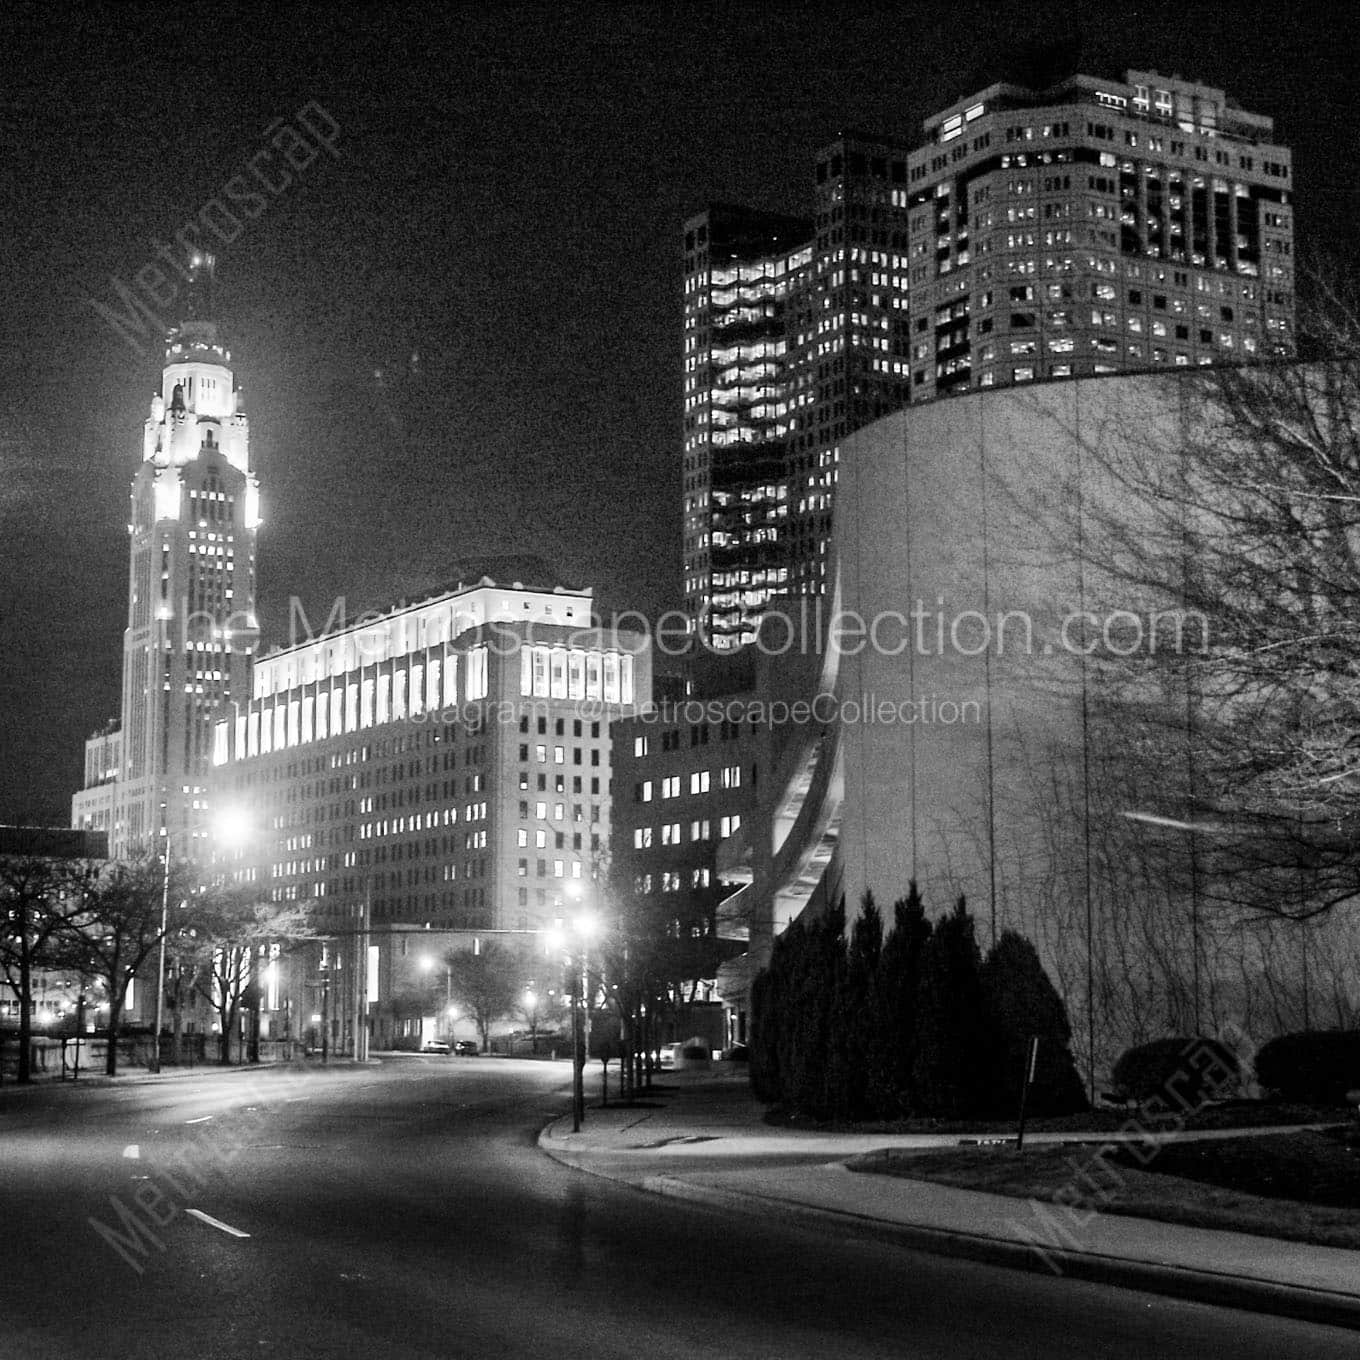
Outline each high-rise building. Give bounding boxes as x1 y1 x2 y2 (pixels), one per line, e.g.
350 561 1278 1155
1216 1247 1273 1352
72 256 261 856
680 67 1293 643
784 133 916 600
682 204 811 650
682 143 917 648
904 68 1293 400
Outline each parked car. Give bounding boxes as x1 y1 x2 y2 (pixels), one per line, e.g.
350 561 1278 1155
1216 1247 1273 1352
420 1041 451 1055
453 1039 479 1056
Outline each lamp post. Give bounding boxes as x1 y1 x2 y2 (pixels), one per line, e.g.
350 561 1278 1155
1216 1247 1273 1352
354 886 372 1063
418 952 452 1048
550 899 600 1132
151 807 251 1074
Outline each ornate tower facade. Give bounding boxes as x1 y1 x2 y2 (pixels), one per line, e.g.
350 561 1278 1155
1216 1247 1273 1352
76 257 261 855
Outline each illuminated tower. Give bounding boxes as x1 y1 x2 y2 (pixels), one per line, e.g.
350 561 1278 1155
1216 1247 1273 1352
84 256 261 855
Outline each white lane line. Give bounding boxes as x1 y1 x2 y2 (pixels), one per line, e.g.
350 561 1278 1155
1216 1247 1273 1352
185 1115 213 1124
122 1144 140 1159
185 1209 251 1239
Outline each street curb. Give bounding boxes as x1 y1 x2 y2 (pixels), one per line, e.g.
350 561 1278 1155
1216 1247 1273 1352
540 1108 1360 1333
640 1172 1360 1333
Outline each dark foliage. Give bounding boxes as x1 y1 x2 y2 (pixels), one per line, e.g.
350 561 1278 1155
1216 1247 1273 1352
873 883 931 1115
1254 1031 1360 1104
911 897 995 1119
749 884 1085 1121
980 931 1088 1117
1111 1036 1242 1106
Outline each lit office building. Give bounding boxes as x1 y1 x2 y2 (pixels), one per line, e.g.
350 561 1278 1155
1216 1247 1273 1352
681 66 1292 642
208 571 650 932
683 141 917 646
682 204 811 650
903 68 1293 399
72 256 261 856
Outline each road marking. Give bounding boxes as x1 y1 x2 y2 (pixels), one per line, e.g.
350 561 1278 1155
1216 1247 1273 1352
185 1209 251 1239
122 1144 140 1159
185 1115 213 1124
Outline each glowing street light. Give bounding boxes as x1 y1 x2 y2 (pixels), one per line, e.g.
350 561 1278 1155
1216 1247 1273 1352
553 890 603 1132
151 806 252 1074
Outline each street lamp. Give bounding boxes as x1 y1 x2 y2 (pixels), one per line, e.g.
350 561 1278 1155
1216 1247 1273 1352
549 898 600 1132
151 807 250 1074
418 953 452 1045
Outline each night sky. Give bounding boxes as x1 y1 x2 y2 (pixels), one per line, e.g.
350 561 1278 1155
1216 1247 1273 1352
1 0 1355 825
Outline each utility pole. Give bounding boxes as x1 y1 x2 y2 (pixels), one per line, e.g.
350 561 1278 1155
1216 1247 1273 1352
321 950 330 1065
354 891 371 1062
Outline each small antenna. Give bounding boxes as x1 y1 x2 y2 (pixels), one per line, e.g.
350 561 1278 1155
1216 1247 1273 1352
185 252 217 320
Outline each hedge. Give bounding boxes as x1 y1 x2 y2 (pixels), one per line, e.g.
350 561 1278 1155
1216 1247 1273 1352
1110 1036 1241 1106
1254 1031 1360 1104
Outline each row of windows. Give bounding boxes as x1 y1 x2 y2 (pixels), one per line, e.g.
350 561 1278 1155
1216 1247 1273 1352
635 767 747 801
222 650 491 762
519 744 602 767
630 719 747 755
517 858 586 880
633 867 715 894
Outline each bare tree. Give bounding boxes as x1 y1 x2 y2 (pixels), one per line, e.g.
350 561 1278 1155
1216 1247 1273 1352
0 846 91 1082
444 943 520 1052
182 885 317 1064
1007 319 1360 927
59 853 186 1075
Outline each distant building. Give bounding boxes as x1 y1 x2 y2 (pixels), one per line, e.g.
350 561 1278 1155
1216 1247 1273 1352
609 651 761 1043
72 255 261 857
682 204 811 652
0 825 108 862
681 65 1293 644
904 68 1292 401
206 570 651 1051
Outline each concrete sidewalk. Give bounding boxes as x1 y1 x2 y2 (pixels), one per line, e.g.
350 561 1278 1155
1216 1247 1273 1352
539 1068 1360 1332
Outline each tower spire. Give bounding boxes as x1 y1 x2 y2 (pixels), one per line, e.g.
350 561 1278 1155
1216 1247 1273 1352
183 252 216 323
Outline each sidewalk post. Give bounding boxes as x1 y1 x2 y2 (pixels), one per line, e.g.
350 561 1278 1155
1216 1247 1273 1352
1016 1036 1040 1151
571 974 583 1132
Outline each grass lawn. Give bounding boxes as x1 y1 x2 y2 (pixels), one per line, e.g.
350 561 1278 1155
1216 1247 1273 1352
846 1127 1360 1250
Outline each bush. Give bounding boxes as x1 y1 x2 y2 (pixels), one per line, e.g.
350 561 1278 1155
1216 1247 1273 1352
1111 1036 1241 1106
1254 1031 1360 1104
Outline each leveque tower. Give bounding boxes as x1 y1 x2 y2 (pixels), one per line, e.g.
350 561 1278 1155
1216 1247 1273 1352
73 257 261 856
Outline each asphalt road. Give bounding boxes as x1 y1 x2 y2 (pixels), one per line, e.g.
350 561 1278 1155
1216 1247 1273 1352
0 1057 1351 1359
